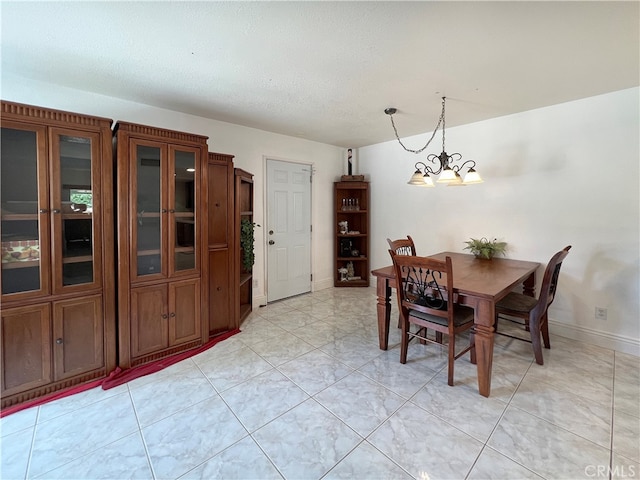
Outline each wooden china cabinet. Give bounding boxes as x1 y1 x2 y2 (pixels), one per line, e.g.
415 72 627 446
206 152 236 337
113 122 208 368
0 101 116 408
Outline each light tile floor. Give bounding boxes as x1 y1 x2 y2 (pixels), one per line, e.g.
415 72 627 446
1 287 639 479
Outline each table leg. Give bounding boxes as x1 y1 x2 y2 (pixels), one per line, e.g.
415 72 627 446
376 278 391 350
473 298 495 397
522 272 536 297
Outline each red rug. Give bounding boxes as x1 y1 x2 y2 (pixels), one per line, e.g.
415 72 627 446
1 328 240 418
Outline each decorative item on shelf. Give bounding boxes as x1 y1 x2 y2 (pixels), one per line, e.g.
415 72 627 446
463 237 507 260
346 261 355 279
351 249 360 257
71 202 87 212
338 267 348 282
342 148 361 180
341 198 361 211
340 175 365 182
338 220 348 234
240 218 260 271
1 240 40 263
340 238 353 257
384 97 483 187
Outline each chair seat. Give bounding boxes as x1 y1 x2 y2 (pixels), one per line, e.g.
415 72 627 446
409 305 475 327
496 292 538 314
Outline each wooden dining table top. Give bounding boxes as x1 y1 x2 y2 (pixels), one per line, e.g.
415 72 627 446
372 251 541 301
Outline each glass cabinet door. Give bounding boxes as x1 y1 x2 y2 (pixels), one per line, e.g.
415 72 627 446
170 147 198 275
132 141 167 280
50 129 102 293
1 123 50 298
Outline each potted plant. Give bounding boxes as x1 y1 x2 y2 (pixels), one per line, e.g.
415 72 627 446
464 237 507 260
240 219 259 271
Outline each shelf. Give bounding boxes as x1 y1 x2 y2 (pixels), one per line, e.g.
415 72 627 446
137 249 161 256
1 214 38 221
337 233 367 237
1 259 39 269
62 214 93 220
239 211 253 216
63 255 92 264
337 210 367 214
337 256 367 262
239 273 252 287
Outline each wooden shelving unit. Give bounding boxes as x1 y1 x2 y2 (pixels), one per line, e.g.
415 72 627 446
235 168 254 324
334 180 370 287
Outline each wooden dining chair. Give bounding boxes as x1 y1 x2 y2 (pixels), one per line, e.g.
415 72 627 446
494 245 572 365
387 235 416 256
390 251 475 386
387 236 418 329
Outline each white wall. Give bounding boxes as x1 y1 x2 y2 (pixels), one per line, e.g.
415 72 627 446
1 73 345 305
360 88 640 355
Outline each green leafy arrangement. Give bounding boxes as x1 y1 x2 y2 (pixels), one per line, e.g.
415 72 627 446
240 219 259 271
464 237 507 260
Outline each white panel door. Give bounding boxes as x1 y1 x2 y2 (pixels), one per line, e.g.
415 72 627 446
266 159 311 302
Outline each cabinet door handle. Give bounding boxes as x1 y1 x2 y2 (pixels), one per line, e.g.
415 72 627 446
162 209 168 213
169 209 175 213
170 312 176 317
56 338 63 345
39 209 48 214
52 209 61 214
162 314 168 319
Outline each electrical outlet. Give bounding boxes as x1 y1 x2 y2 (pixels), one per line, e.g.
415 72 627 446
595 307 607 321
252 279 258 288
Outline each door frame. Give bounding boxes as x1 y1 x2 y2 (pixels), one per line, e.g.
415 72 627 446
263 156 314 304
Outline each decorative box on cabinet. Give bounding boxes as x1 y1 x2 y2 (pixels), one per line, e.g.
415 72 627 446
334 181 370 287
234 168 254 324
0 101 116 408
206 152 235 337
113 121 208 368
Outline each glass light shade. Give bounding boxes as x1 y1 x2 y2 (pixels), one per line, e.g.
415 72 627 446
447 171 465 186
462 168 483 184
408 170 427 186
437 167 458 183
422 173 435 187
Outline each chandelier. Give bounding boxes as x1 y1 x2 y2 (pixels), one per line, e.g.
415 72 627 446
384 97 483 187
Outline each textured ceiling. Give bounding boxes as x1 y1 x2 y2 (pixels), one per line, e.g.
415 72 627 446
1 1 638 148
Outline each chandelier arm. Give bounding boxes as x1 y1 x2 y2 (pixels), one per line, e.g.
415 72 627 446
451 159 477 172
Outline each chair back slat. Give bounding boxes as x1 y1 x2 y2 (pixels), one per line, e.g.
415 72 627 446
390 251 454 326
387 236 416 256
533 245 572 319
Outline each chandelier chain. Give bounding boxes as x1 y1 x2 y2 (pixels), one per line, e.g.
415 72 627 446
387 97 447 155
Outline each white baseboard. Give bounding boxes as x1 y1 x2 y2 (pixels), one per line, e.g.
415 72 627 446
549 320 639 357
313 277 334 292
253 294 267 308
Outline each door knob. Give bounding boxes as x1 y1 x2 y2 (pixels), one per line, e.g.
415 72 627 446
269 240 275 245
56 338 63 345
269 230 274 235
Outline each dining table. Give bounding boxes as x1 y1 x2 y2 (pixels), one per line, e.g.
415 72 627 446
371 251 540 397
